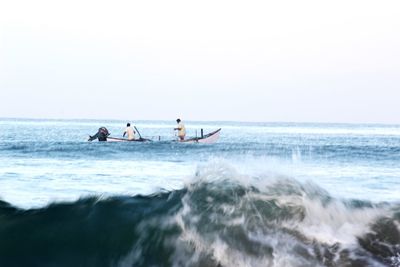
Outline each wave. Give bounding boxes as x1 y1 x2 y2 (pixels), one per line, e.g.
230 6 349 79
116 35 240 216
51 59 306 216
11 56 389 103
0 166 399 267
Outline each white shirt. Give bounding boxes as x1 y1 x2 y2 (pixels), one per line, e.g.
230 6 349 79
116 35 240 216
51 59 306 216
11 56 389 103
177 122 186 137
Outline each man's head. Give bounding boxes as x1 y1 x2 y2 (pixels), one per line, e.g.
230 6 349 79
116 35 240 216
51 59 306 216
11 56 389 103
176 119 181 123
127 123 131 127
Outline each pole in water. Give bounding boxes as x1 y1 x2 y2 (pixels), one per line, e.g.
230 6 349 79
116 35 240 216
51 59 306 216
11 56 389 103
201 128 204 138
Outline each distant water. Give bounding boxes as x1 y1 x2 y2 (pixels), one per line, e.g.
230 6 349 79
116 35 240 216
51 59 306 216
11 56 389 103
0 118 399 266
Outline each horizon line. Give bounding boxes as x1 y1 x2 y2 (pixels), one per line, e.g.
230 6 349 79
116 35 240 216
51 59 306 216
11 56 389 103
0 116 399 127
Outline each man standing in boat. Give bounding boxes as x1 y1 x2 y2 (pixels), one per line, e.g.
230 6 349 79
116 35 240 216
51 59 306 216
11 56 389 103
174 118 186 141
123 123 136 140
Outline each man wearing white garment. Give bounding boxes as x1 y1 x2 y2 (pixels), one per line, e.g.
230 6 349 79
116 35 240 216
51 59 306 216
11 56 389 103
123 123 136 140
174 118 186 141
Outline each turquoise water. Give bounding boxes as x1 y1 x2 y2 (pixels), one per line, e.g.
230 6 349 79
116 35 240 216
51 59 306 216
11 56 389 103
0 118 399 266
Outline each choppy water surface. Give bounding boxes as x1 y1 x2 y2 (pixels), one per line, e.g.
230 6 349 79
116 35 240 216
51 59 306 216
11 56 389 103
0 118 399 266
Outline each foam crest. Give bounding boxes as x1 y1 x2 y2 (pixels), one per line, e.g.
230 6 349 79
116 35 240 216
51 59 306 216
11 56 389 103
175 162 399 266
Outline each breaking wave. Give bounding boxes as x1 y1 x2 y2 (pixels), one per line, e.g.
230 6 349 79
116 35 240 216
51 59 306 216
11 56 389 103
0 165 399 267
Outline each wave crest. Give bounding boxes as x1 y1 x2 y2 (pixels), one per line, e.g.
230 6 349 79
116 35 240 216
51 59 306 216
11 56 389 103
0 164 399 267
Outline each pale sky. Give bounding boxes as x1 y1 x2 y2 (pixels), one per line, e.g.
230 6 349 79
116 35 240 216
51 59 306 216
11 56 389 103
1 0 400 123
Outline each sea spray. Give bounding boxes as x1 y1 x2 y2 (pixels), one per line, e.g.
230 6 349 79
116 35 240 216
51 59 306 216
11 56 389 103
0 164 399 266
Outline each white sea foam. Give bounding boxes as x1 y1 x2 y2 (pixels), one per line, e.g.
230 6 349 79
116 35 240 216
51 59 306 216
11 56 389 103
175 162 397 266
292 196 386 245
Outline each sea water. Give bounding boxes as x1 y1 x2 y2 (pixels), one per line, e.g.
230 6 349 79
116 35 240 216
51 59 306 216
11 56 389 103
0 118 399 266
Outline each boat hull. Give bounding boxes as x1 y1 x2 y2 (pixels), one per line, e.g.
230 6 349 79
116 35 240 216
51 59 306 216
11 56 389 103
88 129 221 143
180 128 221 144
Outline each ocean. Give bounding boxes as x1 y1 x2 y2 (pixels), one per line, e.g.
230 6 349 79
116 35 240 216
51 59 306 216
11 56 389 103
0 118 399 267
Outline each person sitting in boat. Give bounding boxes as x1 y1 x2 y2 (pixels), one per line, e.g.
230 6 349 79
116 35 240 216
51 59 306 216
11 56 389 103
88 127 110 142
123 123 136 140
174 119 186 141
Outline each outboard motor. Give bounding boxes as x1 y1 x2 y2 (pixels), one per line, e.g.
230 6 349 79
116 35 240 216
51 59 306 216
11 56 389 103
88 127 110 141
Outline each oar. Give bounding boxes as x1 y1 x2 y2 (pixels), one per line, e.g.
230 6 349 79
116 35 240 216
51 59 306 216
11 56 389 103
134 126 143 139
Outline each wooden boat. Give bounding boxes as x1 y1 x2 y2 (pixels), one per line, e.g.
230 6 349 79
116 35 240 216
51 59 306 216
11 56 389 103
88 128 221 143
180 128 221 144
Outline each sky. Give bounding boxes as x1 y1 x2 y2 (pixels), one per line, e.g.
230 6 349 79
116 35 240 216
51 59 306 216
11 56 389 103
1 0 400 123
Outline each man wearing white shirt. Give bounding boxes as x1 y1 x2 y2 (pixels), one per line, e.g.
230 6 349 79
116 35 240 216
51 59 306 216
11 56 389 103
174 118 186 141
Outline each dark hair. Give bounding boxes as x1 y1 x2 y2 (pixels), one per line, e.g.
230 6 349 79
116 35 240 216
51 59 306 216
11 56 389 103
176 119 181 123
127 123 131 127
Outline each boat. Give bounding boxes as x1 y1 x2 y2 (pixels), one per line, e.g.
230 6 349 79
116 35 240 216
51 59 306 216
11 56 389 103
180 128 221 144
88 127 221 143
